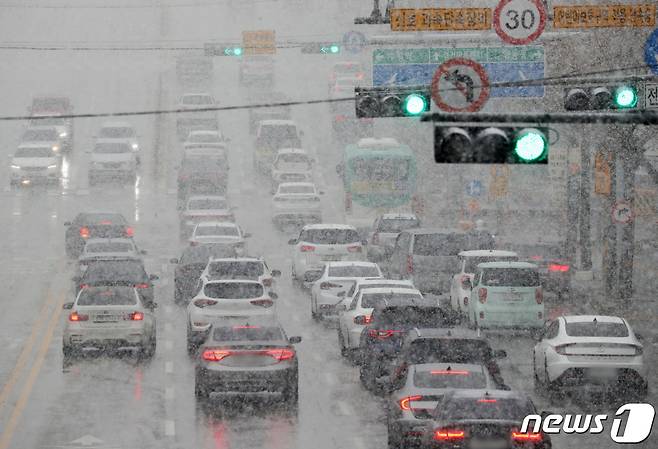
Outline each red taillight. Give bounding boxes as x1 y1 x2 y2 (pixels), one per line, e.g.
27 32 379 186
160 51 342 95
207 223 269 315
535 288 543 304
125 226 134 237
398 395 422 411
202 349 231 361
79 284 89 290
194 298 218 308
548 263 569 272
406 255 413 274
128 311 144 321
69 311 88 322
347 245 362 253
477 398 497 403
367 329 402 339
335 114 347 123
135 283 149 289
320 282 341 290
478 288 487 303
371 232 379 245
512 430 543 442
354 315 372 325
300 244 315 252
190 241 198 247
79 226 90 238
430 370 470 375
265 348 295 361
262 278 273 287
434 429 465 441
250 298 274 308
554 344 572 355
99 220 112 225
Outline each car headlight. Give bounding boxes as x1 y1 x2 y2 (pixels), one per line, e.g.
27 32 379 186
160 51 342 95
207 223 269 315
47 164 57 169
59 132 67 138
10 164 20 170
131 143 139 150
52 145 60 152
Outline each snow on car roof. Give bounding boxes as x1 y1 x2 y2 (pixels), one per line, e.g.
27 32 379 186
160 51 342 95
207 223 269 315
259 119 296 126
324 261 379 268
562 315 625 324
356 279 414 286
361 287 422 295
196 221 238 228
279 182 315 188
357 137 399 148
276 148 307 155
187 195 227 201
458 250 518 257
380 213 418 220
302 223 356 230
476 261 537 269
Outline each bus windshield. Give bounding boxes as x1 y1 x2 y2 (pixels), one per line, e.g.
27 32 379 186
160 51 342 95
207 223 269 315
349 157 411 182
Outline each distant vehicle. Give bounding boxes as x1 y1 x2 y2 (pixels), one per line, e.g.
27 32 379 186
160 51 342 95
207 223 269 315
179 92 215 108
511 241 572 300
189 221 250 255
239 55 274 85
176 56 213 88
10 144 60 186
88 140 138 183
29 96 73 117
253 120 303 173
200 257 281 288
78 238 144 274
367 213 421 262
194 317 300 406
179 195 235 240
96 122 140 161
336 138 417 231
422 390 550 449
288 224 366 282
328 61 365 86
28 115 72 151
186 280 277 352
171 245 237 304
466 261 544 331
272 182 323 228
386 362 497 449
248 92 292 134
270 148 314 191
532 315 647 399
177 151 228 200
176 93 218 139
62 286 157 358
449 250 518 316
20 126 64 155
330 100 374 143
184 130 228 149
310 261 382 320
64 212 133 258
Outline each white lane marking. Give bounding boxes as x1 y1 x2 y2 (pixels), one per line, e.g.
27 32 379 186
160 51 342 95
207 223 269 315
323 372 336 386
165 386 175 401
337 400 353 416
164 340 173 351
164 420 176 436
165 361 174 374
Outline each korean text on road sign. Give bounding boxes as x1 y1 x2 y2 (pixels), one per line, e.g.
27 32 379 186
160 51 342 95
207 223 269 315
242 30 276 55
553 4 655 28
390 8 492 31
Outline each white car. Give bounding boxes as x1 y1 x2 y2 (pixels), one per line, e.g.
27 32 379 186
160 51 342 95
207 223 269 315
199 257 281 289
449 250 518 316
272 182 323 227
88 139 138 182
97 121 140 155
532 315 648 398
189 221 250 255
20 126 64 155
337 287 423 354
288 224 366 281
29 116 71 150
185 130 226 145
186 279 276 352
270 148 314 190
10 144 60 185
62 286 157 358
179 195 235 239
310 261 383 319
78 238 144 273
367 213 421 262
179 92 215 109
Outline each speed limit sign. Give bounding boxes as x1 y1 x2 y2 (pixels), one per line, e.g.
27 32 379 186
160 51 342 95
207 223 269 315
494 0 547 45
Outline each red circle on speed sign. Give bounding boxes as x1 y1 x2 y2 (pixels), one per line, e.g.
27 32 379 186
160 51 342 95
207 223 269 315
431 58 490 112
494 0 547 45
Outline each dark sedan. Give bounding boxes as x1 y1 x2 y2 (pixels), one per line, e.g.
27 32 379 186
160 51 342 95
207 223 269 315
64 212 134 258
171 245 237 304
74 258 157 305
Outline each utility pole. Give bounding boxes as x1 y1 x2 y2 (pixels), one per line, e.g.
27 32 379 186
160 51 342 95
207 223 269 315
618 127 640 305
602 131 618 301
579 126 592 270
565 139 579 266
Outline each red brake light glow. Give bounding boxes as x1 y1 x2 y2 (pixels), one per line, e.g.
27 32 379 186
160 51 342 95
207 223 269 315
512 431 543 442
430 370 470 375
434 429 465 441
354 315 372 325
79 227 90 238
300 244 315 252
406 255 413 274
202 349 231 361
233 325 260 329
135 283 149 289
69 311 88 322
347 245 362 253
477 399 497 403
129 311 144 321
399 395 422 411
125 226 134 237
478 288 487 304
548 263 569 272
250 299 274 308
265 348 295 361
535 288 543 304
368 329 402 339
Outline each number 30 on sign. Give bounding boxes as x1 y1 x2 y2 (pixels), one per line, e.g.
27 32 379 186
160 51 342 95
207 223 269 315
494 0 547 45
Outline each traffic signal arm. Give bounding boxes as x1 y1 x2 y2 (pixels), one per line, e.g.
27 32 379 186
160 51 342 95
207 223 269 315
420 111 658 125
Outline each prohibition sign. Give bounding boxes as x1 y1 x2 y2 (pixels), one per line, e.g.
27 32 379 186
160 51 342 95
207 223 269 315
494 0 547 45
611 201 634 224
431 58 490 112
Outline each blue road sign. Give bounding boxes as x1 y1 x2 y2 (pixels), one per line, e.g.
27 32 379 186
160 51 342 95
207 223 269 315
466 180 483 197
342 31 367 54
645 28 658 75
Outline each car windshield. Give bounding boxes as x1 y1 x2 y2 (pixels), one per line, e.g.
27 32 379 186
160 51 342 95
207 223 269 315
15 147 52 158
195 225 239 237
189 133 220 142
328 265 379 278
413 368 487 389
85 242 134 253
279 184 315 194
188 198 228 210
94 142 131 154
413 234 468 256
99 127 135 138
464 256 518 273
299 229 360 244
208 261 264 279
203 282 264 299
261 125 298 141
377 218 420 233
83 261 146 283
180 246 236 264
437 397 535 421
407 339 492 365
361 293 422 308
212 326 284 341
565 321 629 337
22 129 57 141
77 287 137 306
481 268 540 287
79 213 126 225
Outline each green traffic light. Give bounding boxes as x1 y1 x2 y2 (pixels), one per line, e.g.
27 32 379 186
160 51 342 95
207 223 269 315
233 47 243 56
614 86 637 108
329 44 340 53
402 93 428 116
514 129 547 162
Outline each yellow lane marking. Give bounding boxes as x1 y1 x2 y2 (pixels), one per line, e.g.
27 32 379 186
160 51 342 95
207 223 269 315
0 291 64 449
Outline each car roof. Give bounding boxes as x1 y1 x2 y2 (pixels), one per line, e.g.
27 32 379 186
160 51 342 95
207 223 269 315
95 138 132 145
356 279 414 286
16 143 55 150
84 238 134 244
23 125 58 132
187 195 227 201
412 362 487 373
276 148 307 155
361 287 422 295
196 221 237 227
204 279 263 285
380 213 418 220
476 261 537 269
302 223 356 230
458 250 518 257
404 227 465 235
325 261 379 268
562 315 626 324
208 257 263 263
409 328 482 340
100 121 132 128
189 130 220 135
260 119 296 126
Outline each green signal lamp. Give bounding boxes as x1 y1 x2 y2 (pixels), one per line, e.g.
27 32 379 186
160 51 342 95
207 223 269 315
402 93 428 116
514 128 547 162
614 86 638 109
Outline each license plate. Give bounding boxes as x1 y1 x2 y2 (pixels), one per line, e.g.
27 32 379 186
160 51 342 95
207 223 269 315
94 315 118 322
503 293 522 301
322 255 343 261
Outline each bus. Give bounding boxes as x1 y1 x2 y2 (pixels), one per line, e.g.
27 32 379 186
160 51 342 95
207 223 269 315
337 138 418 232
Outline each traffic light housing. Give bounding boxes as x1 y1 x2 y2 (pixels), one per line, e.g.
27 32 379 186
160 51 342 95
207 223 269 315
355 86 431 118
301 42 341 54
204 43 243 56
564 83 638 111
434 126 549 164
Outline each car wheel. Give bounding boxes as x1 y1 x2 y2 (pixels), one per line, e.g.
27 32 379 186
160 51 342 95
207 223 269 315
387 431 400 449
142 334 156 359
62 344 75 358
283 375 299 407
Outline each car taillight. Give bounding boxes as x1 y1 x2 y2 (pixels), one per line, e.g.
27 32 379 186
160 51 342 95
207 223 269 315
135 283 149 289
535 288 543 304
250 299 274 308
79 284 89 290
371 233 379 245
354 315 372 325
79 227 90 238
398 395 422 411
548 263 570 272
554 344 574 355
320 282 341 290
367 329 402 339
265 348 295 361
125 226 134 237
347 245 362 253
433 429 465 441
300 244 315 252
69 311 88 322
406 255 413 274
202 349 231 361
478 288 487 303
193 298 218 308
511 430 542 442
262 278 273 287
128 311 144 321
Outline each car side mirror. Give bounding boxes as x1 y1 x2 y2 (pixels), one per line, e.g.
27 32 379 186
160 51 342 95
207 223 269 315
271 269 282 277
243 232 252 238
269 292 279 300
354 316 368 325
140 249 147 255
63 302 74 310
169 258 179 264
149 274 159 281
494 349 507 359
289 336 302 344
64 221 72 226
287 239 297 245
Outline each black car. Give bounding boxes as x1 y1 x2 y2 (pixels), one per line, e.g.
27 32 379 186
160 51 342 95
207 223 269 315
385 329 508 392
194 317 301 407
513 242 571 299
171 245 237 304
358 304 458 391
74 258 158 305
421 389 551 449
64 212 133 258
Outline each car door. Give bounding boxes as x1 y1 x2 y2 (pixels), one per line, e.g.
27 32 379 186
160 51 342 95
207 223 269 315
390 232 409 278
534 319 559 380
450 256 466 310
343 291 363 347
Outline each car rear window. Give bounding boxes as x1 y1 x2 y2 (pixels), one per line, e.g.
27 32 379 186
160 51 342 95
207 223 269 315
274 196 320 204
414 368 487 389
361 292 422 308
15 147 53 158
22 129 58 141
565 321 629 337
77 287 137 306
464 256 518 273
212 326 284 341
83 261 147 283
372 307 448 327
413 234 467 256
208 261 264 279
189 133 220 143
195 225 239 237
99 127 135 138
188 198 228 210
328 265 380 278
300 229 360 244
377 218 420 233
85 242 134 253
279 184 315 194
182 95 213 105
94 142 132 154
481 268 540 287
203 282 264 299
438 397 534 421
80 213 127 225
407 339 491 365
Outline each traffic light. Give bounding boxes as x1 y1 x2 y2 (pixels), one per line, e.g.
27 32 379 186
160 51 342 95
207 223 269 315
301 42 341 54
564 83 638 111
204 43 243 56
355 86 431 118
434 126 549 164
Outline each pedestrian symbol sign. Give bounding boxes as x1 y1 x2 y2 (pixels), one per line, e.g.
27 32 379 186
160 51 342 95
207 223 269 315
466 180 483 197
